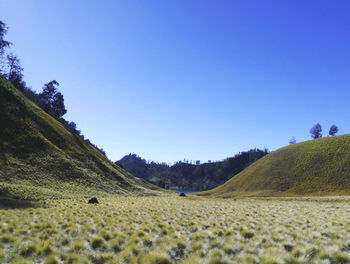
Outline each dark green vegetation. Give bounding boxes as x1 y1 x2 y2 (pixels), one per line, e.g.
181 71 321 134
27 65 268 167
116 149 268 190
200 134 350 197
0 77 162 200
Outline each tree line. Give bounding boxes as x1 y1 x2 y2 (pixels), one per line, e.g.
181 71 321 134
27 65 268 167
116 148 269 190
0 20 106 156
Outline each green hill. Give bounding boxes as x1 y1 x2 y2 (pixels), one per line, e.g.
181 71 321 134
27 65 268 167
200 135 350 197
0 77 162 200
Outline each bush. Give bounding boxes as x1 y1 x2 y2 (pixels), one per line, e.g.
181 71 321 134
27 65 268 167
44 254 59 264
20 243 37 257
91 237 106 250
0 234 13 243
241 230 254 239
136 252 171 264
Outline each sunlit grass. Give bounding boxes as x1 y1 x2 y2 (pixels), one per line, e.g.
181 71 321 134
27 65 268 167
1 196 350 263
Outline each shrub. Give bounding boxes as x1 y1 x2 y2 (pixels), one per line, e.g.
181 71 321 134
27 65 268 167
143 238 153 247
333 252 350 264
100 230 112 241
241 230 254 239
20 243 37 257
283 244 294 252
37 241 53 256
0 234 13 243
110 239 123 253
71 239 85 252
208 250 227 264
44 254 59 264
136 252 171 264
91 237 106 250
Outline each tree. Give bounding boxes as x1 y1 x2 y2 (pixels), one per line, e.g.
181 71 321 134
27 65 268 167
289 137 296 145
66 121 77 132
40 80 59 112
39 80 67 119
329 125 339 136
0 21 12 74
310 123 322 139
51 92 67 119
0 21 11 54
8 71 26 90
7 53 23 80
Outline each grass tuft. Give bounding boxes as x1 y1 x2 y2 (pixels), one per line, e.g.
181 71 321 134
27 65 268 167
136 252 171 264
241 229 254 239
91 237 106 250
44 254 59 264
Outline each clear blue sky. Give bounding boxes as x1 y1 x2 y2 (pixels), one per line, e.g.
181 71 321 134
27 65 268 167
1 0 350 163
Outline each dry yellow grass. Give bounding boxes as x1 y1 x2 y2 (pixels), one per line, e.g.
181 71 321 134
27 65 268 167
1 196 350 263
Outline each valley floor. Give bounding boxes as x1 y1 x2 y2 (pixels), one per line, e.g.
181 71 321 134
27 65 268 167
1 196 350 263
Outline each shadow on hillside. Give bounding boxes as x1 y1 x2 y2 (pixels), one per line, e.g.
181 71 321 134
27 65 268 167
0 197 43 209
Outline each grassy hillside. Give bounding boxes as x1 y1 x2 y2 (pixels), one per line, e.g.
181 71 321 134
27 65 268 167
200 135 350 197
116 150 268 191
0 77 163 200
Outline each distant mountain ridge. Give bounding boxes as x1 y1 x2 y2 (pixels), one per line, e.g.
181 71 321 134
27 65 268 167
116 149 268 190
200 134 350 197
0 76 162 200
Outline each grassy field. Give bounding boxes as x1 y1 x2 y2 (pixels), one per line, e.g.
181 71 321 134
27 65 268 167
1 196 350 264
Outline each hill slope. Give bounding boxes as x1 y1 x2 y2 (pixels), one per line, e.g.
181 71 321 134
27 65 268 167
200 135 350 197
116 149 268 190
0 77 162 200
